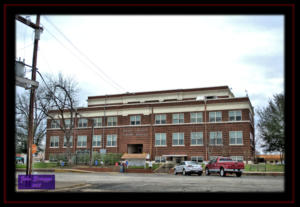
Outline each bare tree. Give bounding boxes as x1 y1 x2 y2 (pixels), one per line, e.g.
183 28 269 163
36 73 79 164
16 90 47 154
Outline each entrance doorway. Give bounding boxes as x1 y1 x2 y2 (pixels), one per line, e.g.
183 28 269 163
127 144 143 153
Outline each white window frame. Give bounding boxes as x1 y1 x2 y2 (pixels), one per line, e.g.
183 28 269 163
209 131 223 145
64 119 71 129
209 156 218 161
155 114 166 124
191 156 204 163
130 115 141 125
155 133 167 147
78 118 88 128
77 136 87 148
63 136 73 148
190 132 203 146
50 120 60 129
50 136 59 148
92 135 102 147
249 112 253 123
155 156 166 163
93 117 102 127
172 133 184 146
229 131 243 145
172 113 184 124
107 134 117 147
190 112 203 123
107 117 117 126
209 111 222 122
229 110 242 121
230 156 244 162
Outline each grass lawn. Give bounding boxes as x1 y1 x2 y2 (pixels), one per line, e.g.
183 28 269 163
244 164 284 172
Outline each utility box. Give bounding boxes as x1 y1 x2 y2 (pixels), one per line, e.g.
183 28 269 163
15 60 26 78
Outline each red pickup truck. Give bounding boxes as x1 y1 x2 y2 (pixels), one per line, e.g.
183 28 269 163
205 157 244 177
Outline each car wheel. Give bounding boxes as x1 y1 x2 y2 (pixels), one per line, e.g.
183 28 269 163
183 169 187 176
198 171 202 176
236 172 242 177
174 168 177 175
205 168 210 176
220 168 226 177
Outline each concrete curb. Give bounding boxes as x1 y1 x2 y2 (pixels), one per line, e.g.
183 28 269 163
243 172 284 176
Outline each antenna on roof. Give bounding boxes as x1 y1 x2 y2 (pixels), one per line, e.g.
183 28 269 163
245 89 248 97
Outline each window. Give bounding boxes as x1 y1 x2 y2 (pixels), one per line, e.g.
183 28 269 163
107 117 117 126
155 156 166 163
172 133 184 146
191 156 204 163
190 112 203 123
77 136 87 147
191 132 203 146
155 114 166 124
93 117 102 127
130 115 141 125
205 96 217 100
64 119 72 129
155 133 167 146
63 136 73 148
173 113 184 124
250 132 254 141
50 136 59 148
93 135 101 147
231 156 244 162
209 131 223 145
51 120 60 128
229 131 243 145
209 111 222 122
229 110 242 121
107 134 117 147
78 118 88 128
249 112 253 123
209 156 218 161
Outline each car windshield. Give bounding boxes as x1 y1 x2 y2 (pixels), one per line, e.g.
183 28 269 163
220 158 233 162
186 161 197 165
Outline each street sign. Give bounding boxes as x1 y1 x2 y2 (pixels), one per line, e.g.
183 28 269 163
100 149 106 154
32 144 37 154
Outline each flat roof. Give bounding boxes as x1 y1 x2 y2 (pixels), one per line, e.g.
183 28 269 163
88 86 230 100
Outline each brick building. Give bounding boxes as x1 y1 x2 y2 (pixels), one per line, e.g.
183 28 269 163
45 86 255 163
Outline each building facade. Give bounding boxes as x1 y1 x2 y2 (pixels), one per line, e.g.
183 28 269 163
45 86 255 163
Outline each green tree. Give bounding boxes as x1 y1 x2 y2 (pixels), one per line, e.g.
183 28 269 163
256 93 284 162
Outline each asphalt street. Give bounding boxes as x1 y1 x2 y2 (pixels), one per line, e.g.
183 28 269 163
16 172 284 192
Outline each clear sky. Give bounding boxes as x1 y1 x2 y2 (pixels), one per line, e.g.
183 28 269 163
16 15 284 119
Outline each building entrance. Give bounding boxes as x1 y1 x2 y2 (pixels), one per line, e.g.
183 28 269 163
127 144 143 154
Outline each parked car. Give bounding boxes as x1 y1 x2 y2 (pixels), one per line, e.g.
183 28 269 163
205 157 244 177
174 161 203 176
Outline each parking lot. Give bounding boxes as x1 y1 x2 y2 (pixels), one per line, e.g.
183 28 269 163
16 172 284 192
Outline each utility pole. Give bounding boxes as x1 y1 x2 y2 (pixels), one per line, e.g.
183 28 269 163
17 15 42 175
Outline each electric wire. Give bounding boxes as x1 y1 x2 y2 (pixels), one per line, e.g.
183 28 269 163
43 16 126 92
41 22 124 92
41 26 122 91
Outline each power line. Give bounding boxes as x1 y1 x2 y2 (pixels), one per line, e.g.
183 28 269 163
43 16 126 92
41 25 122 91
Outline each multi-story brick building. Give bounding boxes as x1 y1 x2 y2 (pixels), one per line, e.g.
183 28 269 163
45 86 255 163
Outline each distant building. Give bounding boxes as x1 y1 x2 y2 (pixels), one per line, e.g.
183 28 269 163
256 154 284 164
45 86 255 163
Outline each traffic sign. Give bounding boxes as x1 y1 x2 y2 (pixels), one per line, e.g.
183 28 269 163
32 144 37 154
